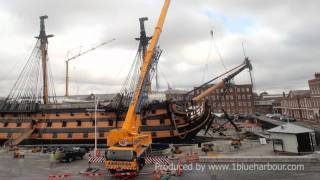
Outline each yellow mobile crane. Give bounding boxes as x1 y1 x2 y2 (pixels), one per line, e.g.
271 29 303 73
104 0 171 175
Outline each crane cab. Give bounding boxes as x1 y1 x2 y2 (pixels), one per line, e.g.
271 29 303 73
105 145 149 174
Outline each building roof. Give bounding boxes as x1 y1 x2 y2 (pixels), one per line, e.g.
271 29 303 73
267 123 314 134
164 89 189 94
287 90 310 98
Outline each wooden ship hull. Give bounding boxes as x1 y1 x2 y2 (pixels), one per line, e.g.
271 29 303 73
0 101 212 147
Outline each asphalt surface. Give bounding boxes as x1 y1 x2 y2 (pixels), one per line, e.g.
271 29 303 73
1 150 320 180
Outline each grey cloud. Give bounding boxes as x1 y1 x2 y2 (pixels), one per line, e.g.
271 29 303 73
0 0 319 97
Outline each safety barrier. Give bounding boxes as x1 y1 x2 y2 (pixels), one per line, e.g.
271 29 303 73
114 172 137 180
88 150 105 164
80 172 105 180
48 173 72 180
88 156 105 163
145 156 169 165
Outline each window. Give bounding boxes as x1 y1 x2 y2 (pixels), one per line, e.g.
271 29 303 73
160 118 165 125
108 120 114 126
62 121 67 127
151 132 157 137
16 122 22 127
99 132 104 138
1 113 4 117
77 120 81 127
68 133 72 138
242 95 246 99
47 122 52 127
83 133 88 138
70 113 74 116
56 113 60 117
91 120 95 126
53 133 58 138
7 133 12 138
85 112 90 116
142 118 146 125
238 95 241 100
4 122 8 127
273 139 283 145
38 133 42 138
246 88 250 92
230 96 233 100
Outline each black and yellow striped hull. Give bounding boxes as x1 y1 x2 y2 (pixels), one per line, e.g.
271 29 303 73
0 101 211 147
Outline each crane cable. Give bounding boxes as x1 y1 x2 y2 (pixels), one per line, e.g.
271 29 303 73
202 30 214 83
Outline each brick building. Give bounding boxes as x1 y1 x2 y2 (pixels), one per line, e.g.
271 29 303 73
309 73 320 97
194 84 254 115
280 73 320 123
254 92 285 114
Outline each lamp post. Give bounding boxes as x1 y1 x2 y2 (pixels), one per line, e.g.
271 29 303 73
86 95 104 157
94 95 98 155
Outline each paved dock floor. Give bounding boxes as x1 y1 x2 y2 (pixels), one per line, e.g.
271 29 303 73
1 148 320 180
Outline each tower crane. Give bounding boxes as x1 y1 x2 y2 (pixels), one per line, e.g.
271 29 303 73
104 0 170 175
65 38 115 96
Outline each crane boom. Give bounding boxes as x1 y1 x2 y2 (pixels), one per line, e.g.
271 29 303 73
105 0 171 175
65 38 115 96
66 38 115 62
192 58 252 102
122 0 170 133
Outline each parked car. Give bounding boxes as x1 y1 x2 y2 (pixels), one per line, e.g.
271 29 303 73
266 113 282 120
265 113 273 118
255 112 262 116
57 147 86 162
280 116 296 122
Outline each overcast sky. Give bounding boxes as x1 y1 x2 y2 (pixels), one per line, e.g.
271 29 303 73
0 0 319 97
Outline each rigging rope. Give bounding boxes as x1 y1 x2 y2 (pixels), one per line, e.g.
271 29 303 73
1 39 57 111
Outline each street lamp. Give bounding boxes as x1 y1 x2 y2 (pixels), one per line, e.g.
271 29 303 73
86 94 105 157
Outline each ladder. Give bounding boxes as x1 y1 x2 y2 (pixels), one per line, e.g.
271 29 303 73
4 127 35 147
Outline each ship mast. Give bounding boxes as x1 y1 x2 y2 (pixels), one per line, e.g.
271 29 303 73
36 15 54 104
